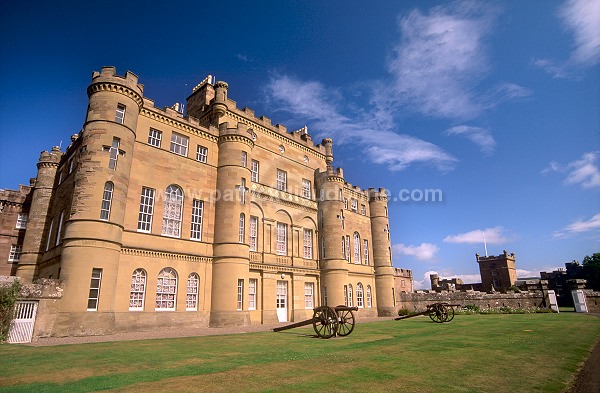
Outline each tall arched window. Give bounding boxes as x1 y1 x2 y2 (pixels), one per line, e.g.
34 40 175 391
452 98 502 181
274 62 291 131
100 182 114 221
366 285 372 308
162 185 183 237
356 283 364 308
129 268 146 311
348 284 353 307
353 232 361 264
186 273 200 311
156 267 178 310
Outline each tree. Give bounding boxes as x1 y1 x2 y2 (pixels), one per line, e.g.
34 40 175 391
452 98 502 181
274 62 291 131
582 253 600 291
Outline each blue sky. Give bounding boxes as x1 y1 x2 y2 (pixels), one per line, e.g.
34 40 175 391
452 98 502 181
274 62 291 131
1 0 598 289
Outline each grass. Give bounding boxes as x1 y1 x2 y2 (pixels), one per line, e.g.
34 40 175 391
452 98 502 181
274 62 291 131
1 313 599 393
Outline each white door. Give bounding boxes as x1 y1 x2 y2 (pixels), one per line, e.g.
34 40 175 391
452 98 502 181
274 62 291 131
7 301 38 344
276 281 288 322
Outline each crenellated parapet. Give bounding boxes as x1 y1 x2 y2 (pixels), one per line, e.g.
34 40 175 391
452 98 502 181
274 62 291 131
368 188 389 202
88 66 144 110
36 147 62 169
218 122 255 148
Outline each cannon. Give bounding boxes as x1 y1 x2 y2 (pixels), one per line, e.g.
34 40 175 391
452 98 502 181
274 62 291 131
273 305 359 339
395 303 460 323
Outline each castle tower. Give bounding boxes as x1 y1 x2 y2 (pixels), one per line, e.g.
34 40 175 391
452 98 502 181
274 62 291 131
56 67 143 331
369 188 395 316
430 273 440 290
210 120 254 327
476 250 517 292
315 138 349 307
16 148 61 280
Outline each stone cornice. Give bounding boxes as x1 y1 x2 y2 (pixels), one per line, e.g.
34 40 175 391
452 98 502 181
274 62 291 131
140 108 218 144
37 162 59 169
121 247 213 263
250 263 319 274
218 134 254 148
87 82 144 109
250 183 318 212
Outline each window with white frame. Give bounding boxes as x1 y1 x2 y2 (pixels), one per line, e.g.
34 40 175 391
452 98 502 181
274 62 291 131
87 268 102 311
137 187 155 233
356 283 364 308
186 273 199 311
115 104 126 124
322 286 328 306
302 179 311 199
45 219 54 251
348 284 353 307
363 240 369 265
237 279 244 310
250 160 259 182
248 278 257 310
276 222 287 255
366 285 372 308
361 204 366 215
190 199 203 240
341 236 346 259
303 229 312 259
100 182 114 221
16 213 28 229
162 185 184 237
343 285 348 306
345 235 350 263
339 189 343 201
276 169 287 191
344 198 348 209
249 216 258 251
196 145 208 163
148 128 162 147
55 210 64 246
8 245 22 262
108 137 120 170
156 268 177 310
241 151 247 167
239 213 245 243
304 282 314 309
351 198 358 212
353 232 361 264
68 158 74 174
170 132 189 157
129 268 146 311
321 236 326 258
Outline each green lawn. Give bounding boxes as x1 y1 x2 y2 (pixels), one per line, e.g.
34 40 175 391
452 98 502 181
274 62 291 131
1 313 599 393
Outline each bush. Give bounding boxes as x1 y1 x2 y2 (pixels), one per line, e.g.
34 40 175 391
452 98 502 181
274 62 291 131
0 280 21 342
397 308 410 316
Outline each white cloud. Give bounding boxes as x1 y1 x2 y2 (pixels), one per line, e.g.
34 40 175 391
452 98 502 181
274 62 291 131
446 125 496 155
554 213 600 238
414 270 482 290
393 243 439 261
443 226 510 244
543 151 600 189
535 0 600 77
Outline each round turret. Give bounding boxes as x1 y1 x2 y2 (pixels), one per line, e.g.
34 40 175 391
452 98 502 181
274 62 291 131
212 81 229 125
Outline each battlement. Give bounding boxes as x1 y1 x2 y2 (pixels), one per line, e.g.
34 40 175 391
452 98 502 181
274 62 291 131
368 187 389 202
476 250 516 262
343 182 370 199
315 166 344 182
91 66 144 95
218 121 255 142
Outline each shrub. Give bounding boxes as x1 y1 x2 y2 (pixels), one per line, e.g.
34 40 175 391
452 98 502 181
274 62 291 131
397 308 410 316
0 280 21 342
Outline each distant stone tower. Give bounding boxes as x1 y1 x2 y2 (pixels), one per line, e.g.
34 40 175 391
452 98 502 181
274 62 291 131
57 67 143 332
315 138 349 307
476 250 517 292
369 188 395 316
209 116 254 327
16 148 61 280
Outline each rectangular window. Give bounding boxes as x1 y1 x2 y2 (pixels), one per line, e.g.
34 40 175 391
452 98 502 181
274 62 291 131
344 198 348 209
249 216 258 251
361 204 366 215
8 245 22 262
55 210 64 246
100 182 113 221
323 286 327 306
237 279 244 310
196 145 208 163
276 169 287 192
239 214 245 243
302 179 311 199
68 158 75 174
344 285 348 307
16 213 28 229
304 282 314 309
115 104 125 124
351 199 358 212
137 187 155 233
190 199 204 240
321 236 326 259
250 160 259 182
45 219 54 251
345 235 350 263
148 128 162 147
170 132 189 157
248 278 257 310
87 268 102 311
108 137 120 170
303 229 312 259
241 151 247 167
276 222 287 255
363 240 369 265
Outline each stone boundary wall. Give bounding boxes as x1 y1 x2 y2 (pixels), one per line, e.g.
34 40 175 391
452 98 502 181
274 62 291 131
397 290 546 312
585 290 600 313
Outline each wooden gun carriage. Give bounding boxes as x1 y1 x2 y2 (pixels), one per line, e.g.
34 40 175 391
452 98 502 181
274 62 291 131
273 305 359 339
395 303 460 323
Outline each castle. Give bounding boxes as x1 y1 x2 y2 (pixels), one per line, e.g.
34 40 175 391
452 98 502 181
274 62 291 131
1 67 397 336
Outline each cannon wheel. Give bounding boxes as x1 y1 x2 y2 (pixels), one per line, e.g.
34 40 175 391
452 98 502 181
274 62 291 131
335 305 356 336
428 303 448 323
445 306 455 322
313 306 339 339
